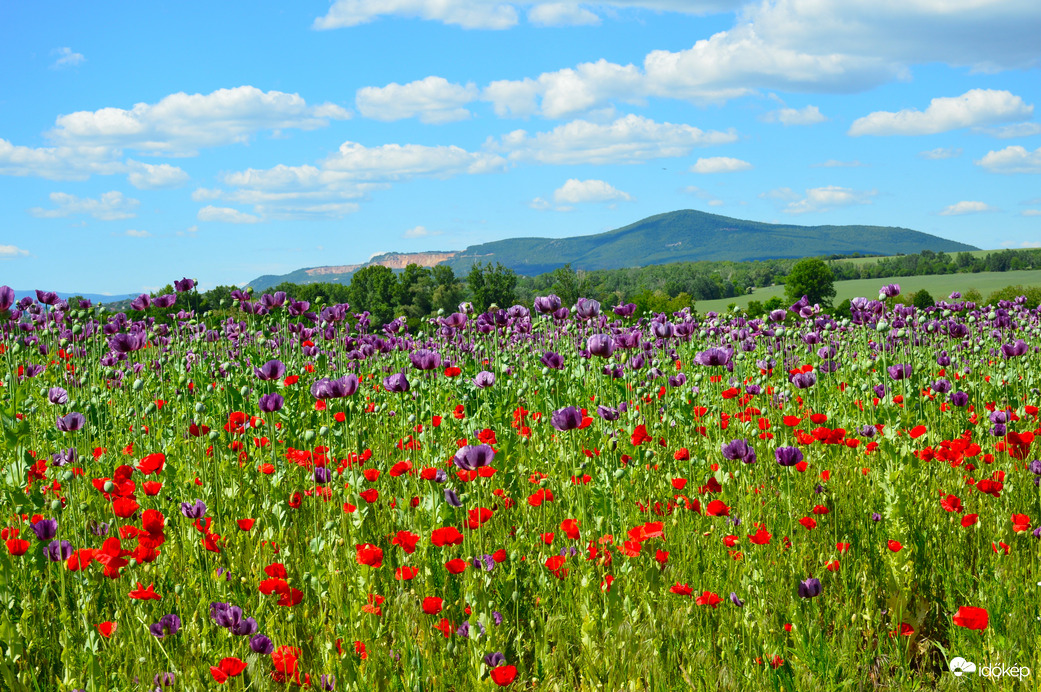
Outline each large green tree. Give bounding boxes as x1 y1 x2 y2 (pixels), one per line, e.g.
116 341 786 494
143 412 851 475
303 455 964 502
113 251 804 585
347 265 398 326
784 257 836 308
467 262 517 312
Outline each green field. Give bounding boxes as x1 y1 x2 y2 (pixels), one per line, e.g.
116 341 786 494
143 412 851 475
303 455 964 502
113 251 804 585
832 247 1036 267
697 268 1041 313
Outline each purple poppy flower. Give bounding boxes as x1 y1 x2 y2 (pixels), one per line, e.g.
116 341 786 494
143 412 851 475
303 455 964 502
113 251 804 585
949 391 969 407
174 278 195 293
473 371 495 388
444 488 463 507
484 651 506 667
250 635 275 654
886 364 912 381
551 406 583 431
534 295 562 314
613 303 636 317
789 295 809 314
154 672 176 688
48 387 68 405
453 444 495 471
254 359 286 381
774 446 803 467
694 347 733 367
587 334 615 358
721 439 756 464
575 298 600 319
930 379 952 394
56 412 86 432
596 405 619 421
319 674 336 691
790 371 817 389
260 292 286 309
798 577 822 598
89 520 109 536
729 593 744 607
383 372 411 393
150 614 181 638
44 540 74 562
258 393 284 412
36 290 59 306
410 349 442 371
871 512 882 522
314 467 332 484
1001 340 1028 358
540 351 564 370
108 331 148 353
153 294 177 309
30 518 58 541
0 286 14 312
130 294 152 311
51 448 77 467
180 499 207 519
879 284 901 298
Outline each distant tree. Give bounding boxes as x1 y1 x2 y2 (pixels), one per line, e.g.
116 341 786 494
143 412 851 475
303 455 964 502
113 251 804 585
762 296 785 313
912 290 935 310
784 258 836 308
431 265 464 314
745 300 765 318
467 262 517 312
550 264 581 307
832 298 852 318
347 265 398 326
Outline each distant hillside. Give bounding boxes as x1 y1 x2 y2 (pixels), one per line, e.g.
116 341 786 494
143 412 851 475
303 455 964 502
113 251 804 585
248 210 977 290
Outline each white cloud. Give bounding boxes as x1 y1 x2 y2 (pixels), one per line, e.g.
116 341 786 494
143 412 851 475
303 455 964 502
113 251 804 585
314 0 519 29
126 161 190 189
691 156 752 173
197 206 262 224
528 3 600 26
403 225 443 238
49 86 350 156
314 1 739 30
553 178 632 204
29 191 139 220
489 114 737 165
124 229 152 238
980 122 1041 138
976 145 1041 174
811 159 864 168
919 147 962 160
849 89 1033 136
0 244 30 259
484 59 645 119
1022 209 1041 217
0 139 126 181
529 197 552 210
938 200 999 216
323 141 506 179
356 77 479 123
762 105 826 125
51 47 85 69
681 185 723 206
784 186 876 214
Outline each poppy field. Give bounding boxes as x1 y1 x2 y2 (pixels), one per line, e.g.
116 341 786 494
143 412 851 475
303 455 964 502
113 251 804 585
1 282 1039 691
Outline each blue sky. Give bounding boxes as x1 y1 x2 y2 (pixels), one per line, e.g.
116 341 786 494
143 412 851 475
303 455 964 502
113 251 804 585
2 0 1039 294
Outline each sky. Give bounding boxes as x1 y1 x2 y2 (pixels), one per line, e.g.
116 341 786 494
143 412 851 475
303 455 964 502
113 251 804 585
1 0 1040 295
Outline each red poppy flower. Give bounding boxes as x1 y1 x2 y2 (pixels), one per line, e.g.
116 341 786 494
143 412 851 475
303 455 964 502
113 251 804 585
630 424 651 446
96 621 116 638
696 591 722 608
836 542 851 553
544 555 565 572
952 606 988 631
706 500 730 516
210 657 248 684
961 514 979 527
560 519 580 540
422 597 443 614
798 517 817 530
392 530 420 553
431 526 464 547
112 497 140 518
655 549 669 564
1011 513 1030 532
128 582 161 600
237 519 255 531
5 538 30 556
433 618 454 637
540 532 555 545
136 453 165 475
887 540 903 553
490 665 518 686
670 583 693 596
395 566 419 581
356 543 383 568
445 558 467 574
748 527 772 545
359 488 379 503
277 587 304 607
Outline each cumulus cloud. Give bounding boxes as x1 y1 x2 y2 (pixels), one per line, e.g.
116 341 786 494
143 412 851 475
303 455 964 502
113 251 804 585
403 225 443 238
323 141 506 179
483 59 644 118
197 206 262 224
0 244 30 259
980 122 1041 138
919 147 962 160
51 47 85 69
49 86 350 156
488 114 737 165
783 186 876 214
356 77 479 123
124 229 152 238
0 139 126 181
552 178 632 204
528 3 600 26
126 162 190 189
849 89 1033 136
975 145 1041 174
938 201 999 216
29 191 139 220
1022 209 1041 217
691 156 752 173
314 0 739 30
761 105 826 125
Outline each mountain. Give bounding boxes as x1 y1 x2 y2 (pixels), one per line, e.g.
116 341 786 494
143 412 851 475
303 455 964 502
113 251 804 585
247 210 978 290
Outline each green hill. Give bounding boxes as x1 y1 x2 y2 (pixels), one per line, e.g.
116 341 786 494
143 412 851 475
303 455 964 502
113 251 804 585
248 210 977 290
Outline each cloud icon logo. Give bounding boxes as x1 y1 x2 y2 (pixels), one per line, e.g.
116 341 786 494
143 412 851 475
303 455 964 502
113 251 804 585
950 657 977 676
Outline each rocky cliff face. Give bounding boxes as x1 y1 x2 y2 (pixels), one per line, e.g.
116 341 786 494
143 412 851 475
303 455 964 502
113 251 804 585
305 264 364 276
303 252 458 277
